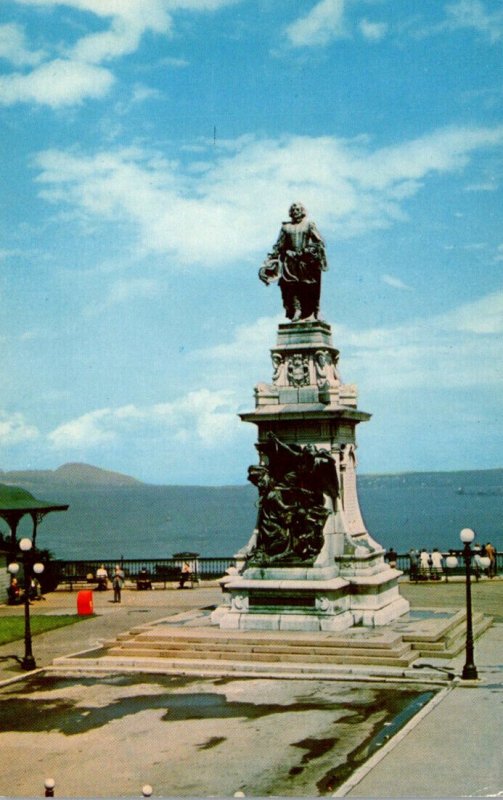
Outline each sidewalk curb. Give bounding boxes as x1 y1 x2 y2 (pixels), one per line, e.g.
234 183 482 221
0 666 45 690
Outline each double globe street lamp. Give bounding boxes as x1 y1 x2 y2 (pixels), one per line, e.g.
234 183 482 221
445 528 491 681
8 538 45 670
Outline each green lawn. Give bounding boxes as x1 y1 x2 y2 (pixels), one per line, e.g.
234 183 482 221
0 615 87 645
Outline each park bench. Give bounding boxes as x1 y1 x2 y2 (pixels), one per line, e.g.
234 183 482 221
154 564 199 588
57 571 96 591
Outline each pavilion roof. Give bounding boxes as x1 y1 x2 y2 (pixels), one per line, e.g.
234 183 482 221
0 483 68 519
0 483 69 559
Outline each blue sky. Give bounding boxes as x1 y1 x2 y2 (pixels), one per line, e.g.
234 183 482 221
1 0 502 485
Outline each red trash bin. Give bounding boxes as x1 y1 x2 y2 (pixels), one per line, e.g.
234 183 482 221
77 590 94 615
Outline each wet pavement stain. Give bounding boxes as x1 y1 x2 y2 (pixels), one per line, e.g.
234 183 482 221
1 672 199 695
0 694 167 735
197 736 227 750
316 690 435 795
0 674 359 735
289 737 338 776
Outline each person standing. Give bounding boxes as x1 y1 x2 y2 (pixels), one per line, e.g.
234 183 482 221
30 576 43 600
408 548 419 582
419 548 431 579
112 565 125 603
430 548 444 580
485 542 496 578
472 542 482 580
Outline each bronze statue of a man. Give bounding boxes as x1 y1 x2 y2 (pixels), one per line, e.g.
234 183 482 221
259 203 328 322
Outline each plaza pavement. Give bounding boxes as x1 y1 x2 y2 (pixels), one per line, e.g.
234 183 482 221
0 579 501 797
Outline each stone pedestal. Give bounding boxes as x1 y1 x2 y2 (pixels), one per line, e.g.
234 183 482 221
212 320 409 631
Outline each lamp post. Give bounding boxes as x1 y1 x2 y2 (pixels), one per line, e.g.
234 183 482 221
459 528 478 680
8 538 45 670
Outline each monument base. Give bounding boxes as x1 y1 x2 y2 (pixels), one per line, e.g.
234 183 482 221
211 576 354 632
211 567 409 632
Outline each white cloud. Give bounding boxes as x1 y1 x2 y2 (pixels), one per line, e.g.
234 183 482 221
131 84 162 103
33 125 503 266
444 0 503 43
84 278 160 316
64 2 176 65
0 59 114 107
335 289 503 391
70 21 149 65
285 0 348 47
113 83 164 117
15 0 236 10
14 0 234 33
369 2 503 48
157 56 189 69
381 274 412 290
4 0 239 107
192 316 281 362
0 248 27 261
106 278 159 303
285 2 388 47
442 289 503 335
0 22 45 66
359 18 388 41
465 180 498 192
0 411 39 445
355 127 503 189
48 388 240 452
19 329 42 342
48 408 118 447
153 389 239 445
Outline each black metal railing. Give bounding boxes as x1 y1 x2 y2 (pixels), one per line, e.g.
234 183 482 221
55 556 236 589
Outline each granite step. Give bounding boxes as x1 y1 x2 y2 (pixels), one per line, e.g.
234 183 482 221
110 637 414 661
125 628 408 650
401 609 466 644
104 645 417 667
51 653 453 684
414 614 493 659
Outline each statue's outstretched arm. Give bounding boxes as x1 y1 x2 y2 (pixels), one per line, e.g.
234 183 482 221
308 221 324 244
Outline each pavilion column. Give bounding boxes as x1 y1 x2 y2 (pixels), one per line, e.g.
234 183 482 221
8 516 20 561
31 512 40 549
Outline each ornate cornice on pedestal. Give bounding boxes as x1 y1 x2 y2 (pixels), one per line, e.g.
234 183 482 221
239 405 371 424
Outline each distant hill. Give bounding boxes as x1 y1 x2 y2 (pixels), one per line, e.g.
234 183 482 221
0 462 143 488
0 464 501 560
